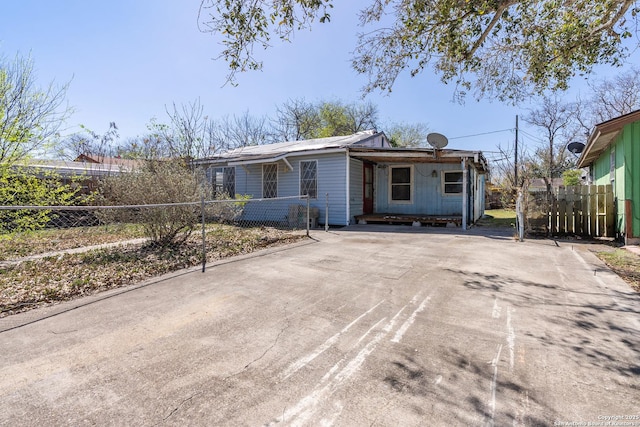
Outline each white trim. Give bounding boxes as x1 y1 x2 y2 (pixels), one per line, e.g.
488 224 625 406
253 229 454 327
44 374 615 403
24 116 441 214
224 148 347 167
388 164 414 204
345 152 351 225
282 157 293 172
213 166 236 197
462 160 468 230
299 159 318 199
462 159 469 230
261 163 278 199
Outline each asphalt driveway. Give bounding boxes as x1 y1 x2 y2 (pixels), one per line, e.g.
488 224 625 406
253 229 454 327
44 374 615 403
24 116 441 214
1 225 639 426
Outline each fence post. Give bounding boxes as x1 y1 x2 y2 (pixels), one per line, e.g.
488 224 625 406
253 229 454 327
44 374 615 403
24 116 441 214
306 195 310 237
325 193 329 232
201 195 206 273
516 190 524 242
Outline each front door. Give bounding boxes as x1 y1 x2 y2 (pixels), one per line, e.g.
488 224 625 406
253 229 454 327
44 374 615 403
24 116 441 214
363 163 374 214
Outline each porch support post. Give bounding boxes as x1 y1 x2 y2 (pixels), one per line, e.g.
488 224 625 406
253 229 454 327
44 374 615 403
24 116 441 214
346 151 351 226
462 158 468 230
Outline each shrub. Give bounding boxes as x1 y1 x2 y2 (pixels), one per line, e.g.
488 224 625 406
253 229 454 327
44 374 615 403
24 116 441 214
98 160 204 246
206 192 251 223
0 165 85 233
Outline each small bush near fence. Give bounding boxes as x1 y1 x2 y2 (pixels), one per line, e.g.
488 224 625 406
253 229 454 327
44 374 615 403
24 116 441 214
0 165 90 233
0 197 310 317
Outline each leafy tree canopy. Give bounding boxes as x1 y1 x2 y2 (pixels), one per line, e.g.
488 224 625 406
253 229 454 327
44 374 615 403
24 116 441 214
0 53 70 165
199 0 639 102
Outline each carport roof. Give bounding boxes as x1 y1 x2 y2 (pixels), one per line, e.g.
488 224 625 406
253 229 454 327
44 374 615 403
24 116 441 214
348 147 489 172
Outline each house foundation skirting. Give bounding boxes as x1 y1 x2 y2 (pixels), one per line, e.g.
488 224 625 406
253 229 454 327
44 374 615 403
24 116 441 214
354 213 462 227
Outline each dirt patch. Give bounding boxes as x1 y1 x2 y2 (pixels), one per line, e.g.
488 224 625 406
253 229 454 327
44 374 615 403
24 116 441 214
0 225 306 317
594 248 640 292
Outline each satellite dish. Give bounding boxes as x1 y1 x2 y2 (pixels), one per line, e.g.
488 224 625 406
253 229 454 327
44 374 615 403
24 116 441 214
427 132 449 149
567 141 585 154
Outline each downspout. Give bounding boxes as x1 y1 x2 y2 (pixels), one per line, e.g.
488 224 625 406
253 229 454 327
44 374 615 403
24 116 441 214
345 150 351 225
462 158 468 230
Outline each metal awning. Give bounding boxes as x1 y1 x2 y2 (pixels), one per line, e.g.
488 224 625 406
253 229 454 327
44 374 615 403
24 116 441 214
347 147 489 172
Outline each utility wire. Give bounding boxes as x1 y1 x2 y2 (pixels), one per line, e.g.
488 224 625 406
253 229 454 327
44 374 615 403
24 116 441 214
518 129 546 143
448 128 514 140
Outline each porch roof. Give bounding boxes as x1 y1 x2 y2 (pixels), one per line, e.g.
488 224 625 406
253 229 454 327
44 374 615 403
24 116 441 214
347 147 489 172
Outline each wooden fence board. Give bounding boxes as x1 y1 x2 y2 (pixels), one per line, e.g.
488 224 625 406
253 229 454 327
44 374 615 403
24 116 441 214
605 184 615 237
526 184 615 238
589 185 597 236
580 185 589 235
558 187 567 234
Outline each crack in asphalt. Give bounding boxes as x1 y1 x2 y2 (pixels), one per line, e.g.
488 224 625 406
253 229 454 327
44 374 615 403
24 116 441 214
225 302 291 379
159 392 202 424
159 304 291 424
244 302 291 370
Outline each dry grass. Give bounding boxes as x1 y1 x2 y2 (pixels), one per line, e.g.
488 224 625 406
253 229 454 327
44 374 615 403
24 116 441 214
0 224 146 261
0 224 306 317
595 249 640 292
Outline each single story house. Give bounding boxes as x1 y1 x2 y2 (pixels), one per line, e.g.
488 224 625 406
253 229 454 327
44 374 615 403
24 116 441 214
577 109 640 244
193 130 488 228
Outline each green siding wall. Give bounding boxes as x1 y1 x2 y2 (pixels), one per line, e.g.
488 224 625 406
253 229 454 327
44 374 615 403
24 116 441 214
591 121 640 239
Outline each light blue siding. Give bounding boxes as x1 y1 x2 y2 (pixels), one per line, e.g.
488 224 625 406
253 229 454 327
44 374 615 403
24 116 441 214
211 152 485 226
313 153 348 226
230 152 350 226
375 163 465 215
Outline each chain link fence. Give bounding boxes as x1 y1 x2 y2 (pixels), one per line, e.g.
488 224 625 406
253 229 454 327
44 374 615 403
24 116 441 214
0 195 314 318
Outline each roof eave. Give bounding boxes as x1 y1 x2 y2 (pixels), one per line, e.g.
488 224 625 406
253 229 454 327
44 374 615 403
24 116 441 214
577 109 640 168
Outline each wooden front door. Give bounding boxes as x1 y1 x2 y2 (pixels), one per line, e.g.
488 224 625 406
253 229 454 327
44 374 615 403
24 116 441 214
363 163 374 214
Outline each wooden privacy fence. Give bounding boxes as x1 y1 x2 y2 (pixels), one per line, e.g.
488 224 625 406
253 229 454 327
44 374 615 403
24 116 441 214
526 184 615 237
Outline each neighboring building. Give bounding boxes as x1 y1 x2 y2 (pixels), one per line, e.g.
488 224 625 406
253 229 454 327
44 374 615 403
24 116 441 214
74 154 141 171
16 156 138 194
577 109 640 244
193 130 488 229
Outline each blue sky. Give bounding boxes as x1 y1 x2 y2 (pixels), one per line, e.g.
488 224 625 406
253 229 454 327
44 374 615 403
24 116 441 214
1 1 637 161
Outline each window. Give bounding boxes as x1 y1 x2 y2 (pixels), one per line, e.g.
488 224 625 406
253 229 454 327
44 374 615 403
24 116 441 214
262 164 278 198
300 160 317 199
609 148 615 184
212 166 235 197
443 171 463 194
390 165 412 202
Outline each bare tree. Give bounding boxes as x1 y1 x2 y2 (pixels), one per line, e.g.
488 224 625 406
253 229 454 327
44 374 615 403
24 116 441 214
524 96 579 186
149 99 218 160
0 53 71 165
209 111 270 150
271 98 321 141
343 101 378 133
59 122 119 160
576 67 640 135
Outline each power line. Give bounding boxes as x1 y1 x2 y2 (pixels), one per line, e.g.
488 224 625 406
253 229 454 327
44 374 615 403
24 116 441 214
448 128 514 140
518 129 546 143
